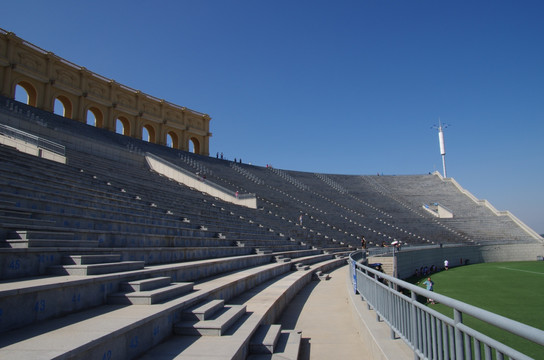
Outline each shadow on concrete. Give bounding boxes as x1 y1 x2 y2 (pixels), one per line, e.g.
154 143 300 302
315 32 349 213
277 279 319 329
275 278 321 360
298 337 311 360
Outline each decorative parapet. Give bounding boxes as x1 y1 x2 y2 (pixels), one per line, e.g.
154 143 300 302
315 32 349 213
0 28 211 155
145 153 257 209
432 171 543 241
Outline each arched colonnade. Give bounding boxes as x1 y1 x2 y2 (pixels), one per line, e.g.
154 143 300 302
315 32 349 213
0 29 211 155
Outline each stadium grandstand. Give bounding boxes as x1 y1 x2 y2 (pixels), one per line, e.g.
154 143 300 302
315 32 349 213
0 31 543 359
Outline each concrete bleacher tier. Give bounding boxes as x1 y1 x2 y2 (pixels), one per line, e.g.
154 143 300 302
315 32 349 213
0 96 540 359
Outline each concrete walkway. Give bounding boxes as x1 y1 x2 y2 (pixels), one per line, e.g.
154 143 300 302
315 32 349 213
277 265 413 360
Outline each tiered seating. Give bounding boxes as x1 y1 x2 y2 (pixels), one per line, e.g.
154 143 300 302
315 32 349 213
0 97 352 359
146 147 539 248
0 95 540 358
365 175 538 244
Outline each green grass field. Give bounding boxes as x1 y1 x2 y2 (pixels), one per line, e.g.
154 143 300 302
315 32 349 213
411 261 544 359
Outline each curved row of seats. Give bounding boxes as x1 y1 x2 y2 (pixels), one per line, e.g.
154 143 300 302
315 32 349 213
0 95 539 358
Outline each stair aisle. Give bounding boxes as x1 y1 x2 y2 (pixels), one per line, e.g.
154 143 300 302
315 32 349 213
0 260 295 359
138 256 345 359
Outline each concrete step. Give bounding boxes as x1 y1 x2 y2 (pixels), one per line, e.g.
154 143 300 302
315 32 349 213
0 215 55 226
119 276 172 292
62 254 121 265
48 260 145 275
5 230 98 248
255 248 273 254
0 260 291 357
108 282 194 305
8 230 75 240
5 238 100 248
314 270 330 280
293 263 310 271
274 256 291 263
247 330 302 360
181 299 225 321
174 304 247 336
271 330 302 360
249 324 281 354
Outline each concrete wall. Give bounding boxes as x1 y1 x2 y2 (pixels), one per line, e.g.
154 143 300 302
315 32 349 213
146 154 257 209
0 134 66 164
395 243 544 279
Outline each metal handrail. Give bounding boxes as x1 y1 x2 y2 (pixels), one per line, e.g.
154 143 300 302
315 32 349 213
349 251 543 360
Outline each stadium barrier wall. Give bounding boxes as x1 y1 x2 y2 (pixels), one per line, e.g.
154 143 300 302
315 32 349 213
349 251 544 360
372 244 544 280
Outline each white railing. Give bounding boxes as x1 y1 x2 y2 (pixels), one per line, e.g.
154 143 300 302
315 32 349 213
349 251 544 360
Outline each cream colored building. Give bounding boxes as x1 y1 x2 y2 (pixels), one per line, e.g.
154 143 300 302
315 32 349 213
0 28 211 155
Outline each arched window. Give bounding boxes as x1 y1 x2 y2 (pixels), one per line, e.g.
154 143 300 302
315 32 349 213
166 131 178 149
54 96 72 118
142 127 150 142
15 82 37 106
87 110 96 126
86 107 103 127
142 124 156 143
116 117 130 135
54 99 65 116
189 137 200 154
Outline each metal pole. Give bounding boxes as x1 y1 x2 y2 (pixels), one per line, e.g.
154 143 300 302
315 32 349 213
411 291 419 360
393 246 398 291
442 154 447 178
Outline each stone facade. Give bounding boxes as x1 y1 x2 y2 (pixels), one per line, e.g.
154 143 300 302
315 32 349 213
0 29 211 155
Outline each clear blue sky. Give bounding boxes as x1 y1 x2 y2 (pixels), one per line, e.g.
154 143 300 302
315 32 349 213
2 1 543 234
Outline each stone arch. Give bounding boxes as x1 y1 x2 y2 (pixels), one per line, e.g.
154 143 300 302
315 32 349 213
142 123 157 143
166 131 179 149
86 107 104 128
53 94 73 118
14 80 38 106
116 116 131 136
189 137 200 154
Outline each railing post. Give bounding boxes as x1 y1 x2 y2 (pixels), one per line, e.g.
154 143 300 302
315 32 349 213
454 309 465 360
411 291 419 360
389 281 396 339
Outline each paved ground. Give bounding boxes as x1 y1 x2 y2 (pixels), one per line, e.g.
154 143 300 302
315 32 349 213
277 265 413 360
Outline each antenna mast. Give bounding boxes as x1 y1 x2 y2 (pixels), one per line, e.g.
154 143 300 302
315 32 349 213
432 119 449 178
